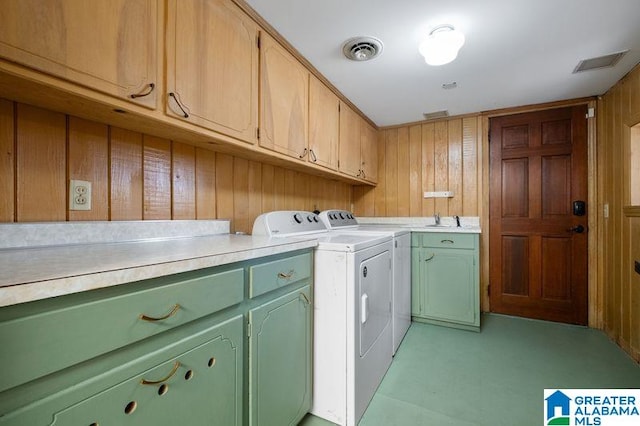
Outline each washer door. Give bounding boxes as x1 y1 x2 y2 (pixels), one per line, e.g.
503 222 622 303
359 250 392 356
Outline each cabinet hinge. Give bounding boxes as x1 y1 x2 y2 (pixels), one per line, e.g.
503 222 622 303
338 103 341 112
256 33 261 49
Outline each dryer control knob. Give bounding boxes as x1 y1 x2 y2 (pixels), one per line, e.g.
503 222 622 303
293 213 303 224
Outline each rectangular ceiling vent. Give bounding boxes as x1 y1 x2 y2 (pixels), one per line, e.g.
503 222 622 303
573 50 628 73
423 110 449 120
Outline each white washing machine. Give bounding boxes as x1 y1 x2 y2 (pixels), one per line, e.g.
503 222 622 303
319 210 411 355
252 211 393 426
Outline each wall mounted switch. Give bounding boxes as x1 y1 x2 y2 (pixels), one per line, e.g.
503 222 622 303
69 180 92 211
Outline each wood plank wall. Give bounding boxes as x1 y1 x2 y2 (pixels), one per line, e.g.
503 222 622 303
353 116 483 218
598 64 640 362
0 100 352 232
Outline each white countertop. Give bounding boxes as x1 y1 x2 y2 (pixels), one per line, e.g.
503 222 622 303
356 216 481 234
0 222 317 307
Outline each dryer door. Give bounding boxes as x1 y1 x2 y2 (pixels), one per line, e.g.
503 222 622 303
359 250 392 356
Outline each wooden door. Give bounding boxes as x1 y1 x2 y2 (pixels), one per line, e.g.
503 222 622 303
166 0 258 143
338 102 361 177
489 106 588 325
360 120 378 183
308 76 339 170
259 33 308 158
0 0 158 108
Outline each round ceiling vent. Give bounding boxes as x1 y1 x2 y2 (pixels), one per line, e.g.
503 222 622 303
342 37 383 61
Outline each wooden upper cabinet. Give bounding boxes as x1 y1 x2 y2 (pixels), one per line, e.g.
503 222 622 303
166 0 258 144
260 32 309 159
0 0 158 109
308 76 339 170
338 102 362 178
360 120 378 183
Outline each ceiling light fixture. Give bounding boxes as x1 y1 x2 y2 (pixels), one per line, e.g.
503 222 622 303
419 25 465 66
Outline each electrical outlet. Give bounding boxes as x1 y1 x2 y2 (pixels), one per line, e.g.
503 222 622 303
69 180 92 211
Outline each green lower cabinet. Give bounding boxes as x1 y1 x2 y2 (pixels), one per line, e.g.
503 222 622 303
411 232 480 331
249 284 312 426
1 315 244 426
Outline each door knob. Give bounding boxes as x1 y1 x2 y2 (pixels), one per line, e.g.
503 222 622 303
568 225 585 233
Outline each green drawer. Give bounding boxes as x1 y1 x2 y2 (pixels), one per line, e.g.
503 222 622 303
249 253 312 298
0 267 244 393
0 315 244 426
420 232 477 249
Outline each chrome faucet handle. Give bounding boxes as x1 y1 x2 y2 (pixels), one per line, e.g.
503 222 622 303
435 212 441 225
454 215 461 227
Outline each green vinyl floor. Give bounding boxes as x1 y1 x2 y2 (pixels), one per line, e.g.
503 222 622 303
300 314 640 426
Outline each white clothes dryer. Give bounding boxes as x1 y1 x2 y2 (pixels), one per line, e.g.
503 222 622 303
252 211 393 426
319 210 411 355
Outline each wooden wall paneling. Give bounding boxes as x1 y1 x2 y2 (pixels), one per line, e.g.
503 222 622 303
421 123 435 215
630 217 640 360
68 117 109 221
408 125 422 217
356 186 375 216
0 99 14 221
462 117 479 216
261 163 275 213
480 115 491 312
143 136 172 220
434 121 449 216
294 171 309 211
110 127 143 220
612 86 623 339
195 148 216 219
374 130 386 216
172 142 196 220
247 160 262 227
447 119 463 215
16 104 66 221
233 157 250 233
215 153 234 230
385 129 398 216
620 83 631 344
273 166 286 211
397 127 410 216
283 169 296 210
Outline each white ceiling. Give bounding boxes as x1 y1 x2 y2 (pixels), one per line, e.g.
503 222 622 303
244 0 640 127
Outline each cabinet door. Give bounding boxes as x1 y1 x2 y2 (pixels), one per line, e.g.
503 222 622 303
260 33 309 159
360 119 378 183
1 316 244 426
423 250 477 325
249 285 312 426
338 102 362 177
0 0 158 108
309 76 339 170
166 0 258 143
411 247 425 316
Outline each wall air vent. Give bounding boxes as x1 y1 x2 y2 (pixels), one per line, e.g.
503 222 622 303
423 110 449 120
573 50 628 73
342 37 383 61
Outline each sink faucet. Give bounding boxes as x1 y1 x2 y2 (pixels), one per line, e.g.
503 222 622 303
454 215 461 227
434 212 440 225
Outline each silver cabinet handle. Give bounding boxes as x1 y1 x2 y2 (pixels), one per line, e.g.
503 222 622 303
425 253 435 262
441 239 454 244
277 270 295 279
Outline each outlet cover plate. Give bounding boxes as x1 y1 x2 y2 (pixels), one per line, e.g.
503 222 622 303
69 180 92 211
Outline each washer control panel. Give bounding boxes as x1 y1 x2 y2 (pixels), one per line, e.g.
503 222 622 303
319 210 359 229
252 211 326 236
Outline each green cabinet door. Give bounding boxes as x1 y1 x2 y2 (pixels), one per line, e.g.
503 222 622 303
411 247 425 316
422 249 477 325
1 315 244 426
249 284 312 426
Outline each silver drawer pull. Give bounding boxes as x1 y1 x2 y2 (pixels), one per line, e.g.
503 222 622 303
277 270 295 279
300 292 310 305
139 304 181 322
441 239 455 244
425 253 435 262
141 361 180 385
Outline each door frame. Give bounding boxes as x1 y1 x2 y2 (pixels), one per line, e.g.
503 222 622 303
479 97 601 328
